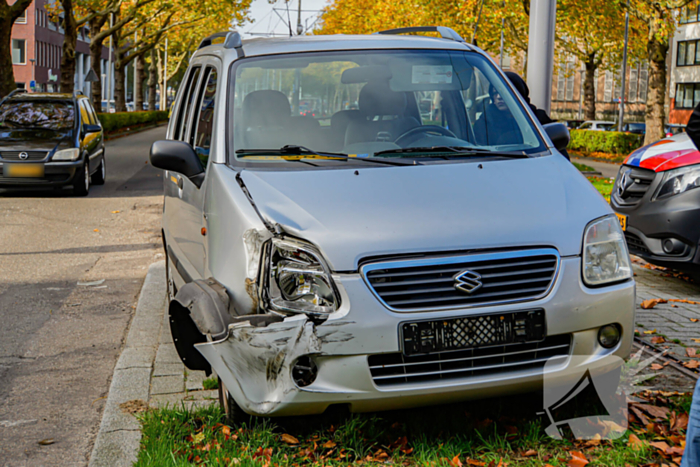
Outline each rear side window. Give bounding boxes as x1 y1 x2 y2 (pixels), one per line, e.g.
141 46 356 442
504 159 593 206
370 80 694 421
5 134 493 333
191 67 217 169
79 101 94 125
174 66 201 141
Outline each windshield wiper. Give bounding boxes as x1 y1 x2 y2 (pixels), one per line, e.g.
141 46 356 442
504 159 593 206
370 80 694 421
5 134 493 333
236 145 418 166
374 146 530 159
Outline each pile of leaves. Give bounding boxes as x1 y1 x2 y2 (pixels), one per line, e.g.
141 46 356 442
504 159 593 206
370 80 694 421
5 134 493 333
135 388 694 466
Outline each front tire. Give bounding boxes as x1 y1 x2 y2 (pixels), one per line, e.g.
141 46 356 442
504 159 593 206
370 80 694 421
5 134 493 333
73 160 90 196
218 378 251 427
91 157 106 185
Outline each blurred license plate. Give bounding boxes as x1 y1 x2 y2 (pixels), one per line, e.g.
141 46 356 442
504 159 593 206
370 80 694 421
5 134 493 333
401 309 546 356
4 163 44 178
615 213 627 231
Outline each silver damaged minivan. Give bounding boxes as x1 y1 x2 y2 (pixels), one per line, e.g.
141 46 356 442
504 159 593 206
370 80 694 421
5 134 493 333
150 27 635 422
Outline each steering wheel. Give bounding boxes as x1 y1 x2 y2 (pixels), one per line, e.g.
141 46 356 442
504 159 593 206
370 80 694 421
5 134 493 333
394 125 458 146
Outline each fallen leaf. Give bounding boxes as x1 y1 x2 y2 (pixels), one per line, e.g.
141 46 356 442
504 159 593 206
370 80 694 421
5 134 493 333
568 450 589 467
651 336 666 344
281 433 299 445
466 460 485 466
93 229 99 232
111 210 120 214
691 319 699 323
222 426 230 436
650 441 671 454
628 433 646 450
641 299 667 309
630 406 651 425
670 412 689 432
644 329 658 335
634 403 670 420
683 360 700 369
449 454 463 467
687 348 697 358
192 432 205 444
38 439 55 446
669 299 700 305
322 440 336 449
650 363 664 370
522 449 537 457
119 399 148 414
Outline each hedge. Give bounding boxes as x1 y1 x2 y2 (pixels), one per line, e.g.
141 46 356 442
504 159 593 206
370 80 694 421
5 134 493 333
568 129 644 156
96 110 169 133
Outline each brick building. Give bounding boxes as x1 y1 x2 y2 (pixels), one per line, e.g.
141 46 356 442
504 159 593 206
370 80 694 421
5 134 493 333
11 0 113 97
668 3 700 124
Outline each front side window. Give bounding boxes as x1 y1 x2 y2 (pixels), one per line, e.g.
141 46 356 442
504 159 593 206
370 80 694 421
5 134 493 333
0 101 75 130
229 50 545 167
192 67 218 169
12 39 26 64
173 66 201 141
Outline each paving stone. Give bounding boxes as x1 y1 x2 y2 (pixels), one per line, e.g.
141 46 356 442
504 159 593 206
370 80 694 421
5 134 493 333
151 375 185 395
155 342 181 364
185 370 207 391
153 362 185 377
150 393 190 409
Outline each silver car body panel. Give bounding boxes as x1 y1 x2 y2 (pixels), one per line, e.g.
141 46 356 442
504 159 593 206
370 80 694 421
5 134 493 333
159 33 636 417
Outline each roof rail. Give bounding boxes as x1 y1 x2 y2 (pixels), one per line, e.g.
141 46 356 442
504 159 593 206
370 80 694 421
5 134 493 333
0 88 27 106
73 90 85 98
198 31 244 58
375 26 465 43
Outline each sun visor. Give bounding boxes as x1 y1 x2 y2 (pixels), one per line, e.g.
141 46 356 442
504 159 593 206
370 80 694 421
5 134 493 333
341 66 393 84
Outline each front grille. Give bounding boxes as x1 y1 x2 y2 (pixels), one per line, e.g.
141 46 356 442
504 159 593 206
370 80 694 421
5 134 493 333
368 334 572 387
363 249 559 311
614 165 656 206
625 232 650 255
0 151 48 161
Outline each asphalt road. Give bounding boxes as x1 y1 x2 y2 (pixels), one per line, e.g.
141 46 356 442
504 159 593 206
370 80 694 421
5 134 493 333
573 157 621 179
0 126 167 467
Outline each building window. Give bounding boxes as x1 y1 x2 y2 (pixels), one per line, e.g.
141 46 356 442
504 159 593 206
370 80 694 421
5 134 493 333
15 9 27 24
680 3 700 24
603 70 613 102
12 39 26 65
16 82 26 89
675 83 700 109
677 40 700 66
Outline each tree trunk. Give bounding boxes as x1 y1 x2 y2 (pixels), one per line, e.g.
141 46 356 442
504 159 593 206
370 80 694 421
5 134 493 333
644 35 668 145
148 49 157 111
59 0 78 93
89 17 107 108
135 54 144 111
114 56 126 112
583 57 597 121
0 10 15 97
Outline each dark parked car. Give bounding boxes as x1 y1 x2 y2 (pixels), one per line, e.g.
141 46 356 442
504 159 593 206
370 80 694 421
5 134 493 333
622 122 645 135
0 90 105 196
665 123 686 138
611 132 700 279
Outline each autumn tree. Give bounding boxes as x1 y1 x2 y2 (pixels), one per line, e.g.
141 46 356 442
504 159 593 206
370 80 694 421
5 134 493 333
0 0 34 97
629 0 692 144
555 0 646 120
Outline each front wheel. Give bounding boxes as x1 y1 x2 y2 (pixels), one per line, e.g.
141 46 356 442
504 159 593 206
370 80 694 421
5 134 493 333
73 160 90 196
218 378 251 427
91 156 106 185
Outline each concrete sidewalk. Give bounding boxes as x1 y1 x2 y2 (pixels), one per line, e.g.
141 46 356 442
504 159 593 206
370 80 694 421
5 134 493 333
573 157 621 178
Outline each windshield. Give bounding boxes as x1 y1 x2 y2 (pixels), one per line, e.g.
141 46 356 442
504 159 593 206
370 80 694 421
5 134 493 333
229 50 546 164
0 101 75 130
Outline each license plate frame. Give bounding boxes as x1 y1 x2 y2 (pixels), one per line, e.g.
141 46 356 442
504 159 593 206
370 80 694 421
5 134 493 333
4 163 44 178
400 309 546 356
615 212 627 231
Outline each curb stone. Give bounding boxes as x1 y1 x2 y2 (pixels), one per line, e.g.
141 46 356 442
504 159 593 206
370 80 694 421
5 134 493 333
88 260 166 467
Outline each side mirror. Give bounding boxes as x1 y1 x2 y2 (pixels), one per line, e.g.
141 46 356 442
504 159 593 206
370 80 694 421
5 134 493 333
83 124 102 134
150 140 204 187
543 123 570 153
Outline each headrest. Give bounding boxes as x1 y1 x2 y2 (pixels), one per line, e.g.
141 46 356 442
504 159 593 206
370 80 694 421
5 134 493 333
242 90 291 127
358 82 407 117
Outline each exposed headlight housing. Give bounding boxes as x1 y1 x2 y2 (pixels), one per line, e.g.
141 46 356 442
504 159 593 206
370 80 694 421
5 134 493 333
262 238 339 316
654 164 700 200
52 148 80 161
582 216 632 287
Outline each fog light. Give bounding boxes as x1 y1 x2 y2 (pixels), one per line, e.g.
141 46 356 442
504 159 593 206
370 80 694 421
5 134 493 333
598 324 621 349
291 356 318 387
662 238 686 255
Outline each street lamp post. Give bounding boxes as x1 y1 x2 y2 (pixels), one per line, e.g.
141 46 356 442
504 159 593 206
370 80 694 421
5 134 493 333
526 0 557 113
617 0 630 132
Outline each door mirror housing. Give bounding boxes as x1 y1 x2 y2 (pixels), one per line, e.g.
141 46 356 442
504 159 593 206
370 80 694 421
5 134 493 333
150 140 205 187
83 124 102 134
542 123 570 153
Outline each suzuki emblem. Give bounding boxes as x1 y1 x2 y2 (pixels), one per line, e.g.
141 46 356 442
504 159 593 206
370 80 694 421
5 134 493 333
454 270 483 294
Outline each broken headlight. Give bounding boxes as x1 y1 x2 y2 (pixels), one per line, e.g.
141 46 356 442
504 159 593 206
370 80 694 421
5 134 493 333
264 238 339 315
582 216 632 287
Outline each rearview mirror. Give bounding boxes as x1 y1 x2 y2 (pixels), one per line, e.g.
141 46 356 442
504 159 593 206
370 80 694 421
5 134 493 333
542 123 570 153
83 124 102 134
150 140 204 187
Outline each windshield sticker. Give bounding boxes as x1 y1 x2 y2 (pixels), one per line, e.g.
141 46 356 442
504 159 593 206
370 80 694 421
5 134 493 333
412 66 453 84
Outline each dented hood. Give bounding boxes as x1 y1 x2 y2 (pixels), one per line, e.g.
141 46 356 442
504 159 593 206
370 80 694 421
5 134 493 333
240 155 611 271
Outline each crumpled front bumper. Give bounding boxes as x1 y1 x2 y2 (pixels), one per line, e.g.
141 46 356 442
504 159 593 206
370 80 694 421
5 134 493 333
195 256 635 417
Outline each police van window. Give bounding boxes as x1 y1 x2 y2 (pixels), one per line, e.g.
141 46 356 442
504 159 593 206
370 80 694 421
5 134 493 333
174 66 201 141
191 67 217 169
